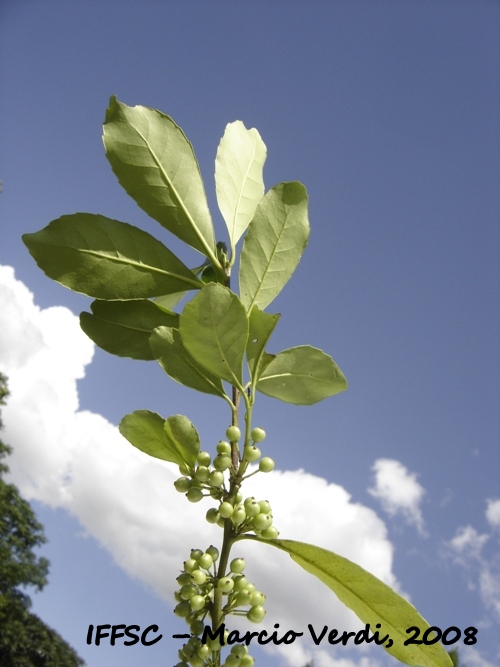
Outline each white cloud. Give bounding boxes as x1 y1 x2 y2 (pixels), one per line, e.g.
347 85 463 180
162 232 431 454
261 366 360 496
0 265 420 667
486 499 500 530
449 526 489 562
368 459 426 534
461 645 498 667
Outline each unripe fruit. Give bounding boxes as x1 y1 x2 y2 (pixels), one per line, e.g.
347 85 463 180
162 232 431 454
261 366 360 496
244 499 260 517
195 466 210 482
253 513 273 531
186 487 203 503
233 575 248 591
190 656 204 667
261 526 279 539
226 425 241 442
209 470 224 487
258 500 271 513
231 506 246 525
240 656 255 667
216 440 231 455
197 644 210 659
250 591 266 606
206 508 220 524
235 589 253 606
224 655 241 667
251 427 266 443
174 477 191 493
184 558 199 573
179 463 191 475
176 572 191 586
219 501 234 518
231 644 248 657
218 576 234 593
206 545 219 561
230 557 246 573
247 604 266 623
190 594 206 611
174 601 191 618
197 451 211 466
190 569 207 585
214 454 232 471
198 553 214 570
191 620 205 636
259 457 274 473
243 446 261 462
180 584 197 600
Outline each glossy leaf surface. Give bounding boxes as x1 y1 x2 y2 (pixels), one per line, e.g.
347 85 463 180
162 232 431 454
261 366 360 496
256 345 347 405
150 326 227 398
22 214 202 299
80 300 178 360
239 182 309 311
180 283 248 386
103 97 217 262
215 120 266 249
119 410 199 468
246 306 280 384
250 538 453 667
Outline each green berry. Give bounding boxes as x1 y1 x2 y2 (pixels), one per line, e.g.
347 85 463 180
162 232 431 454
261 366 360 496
259 457 274 473
226 425 241 442
261 526 279 539
190 594 206 611
231 506 246 525
217 516 226 528
197 643 210 659
197 451 211 466
231 645 248 657
240 656 255 667
214 454 232 471
218 576 234 593
174 477 191 493
219 501 234 518
184 558 199 573
178 463 191 475
206 508 220 524
250 591 266 606
253 513 272 531
190 657 204 667
190 620 205 636
180 584 197 600
233 575 248 591
243 446 261 462
258 500 271 513
224 655 241 667
176 572 191 585
186 487 203 503
195 466 210 482
244 499 260 517
206 545 219 561
247 604 266 623
198 552 214 570
251 427 266 443
235 589 253 606
209 470 224 487
174 601 191 618
230 558 246 573
216 440 231 455
190 570 207 585
190 549 203 561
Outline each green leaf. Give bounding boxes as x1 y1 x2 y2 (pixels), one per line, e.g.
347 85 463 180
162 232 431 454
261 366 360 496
103 96 218 263
80 300 179 360
150 326 227 398
215 120 267 250
256 345 347 405
179 283 248 386
239 182 310 311
119 410 199 468
248 538 453 667
22 214 202 300
246 306 280 383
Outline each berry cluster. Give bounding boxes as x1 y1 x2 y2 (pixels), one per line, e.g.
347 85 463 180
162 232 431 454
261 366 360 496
206 497 278 540
174 549 259 666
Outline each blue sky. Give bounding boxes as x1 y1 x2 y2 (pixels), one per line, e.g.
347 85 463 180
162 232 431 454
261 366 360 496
0 2 499 666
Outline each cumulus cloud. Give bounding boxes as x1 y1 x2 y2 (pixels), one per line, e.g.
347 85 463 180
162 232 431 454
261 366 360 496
368 459 426 534
486 499 500 530
0 265 402 666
